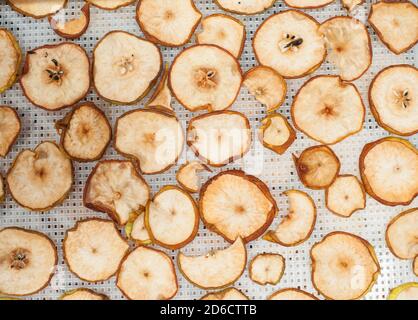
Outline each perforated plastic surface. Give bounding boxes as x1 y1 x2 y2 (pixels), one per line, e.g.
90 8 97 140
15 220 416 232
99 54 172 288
0 0 417 300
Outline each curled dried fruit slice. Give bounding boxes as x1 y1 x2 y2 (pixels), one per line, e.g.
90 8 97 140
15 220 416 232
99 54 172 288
169 45 242 112
359 137 418 206
215 0 276 14
311 232 380 300
249 253 285 285
0 174 4 203
84 160 150 225
284 0 334 9
259 114 296 155
369 65 418 136
60 288 109 300
178 237 246 289
49 4 90 39
7 0 66 18
7 141 73 211
146 64 173 113
115 109 184 174
64 218 129 282
319 17 372 81
176 161 211 193
342 0 363 11
126 213 152 245
0 106 21 157
201 288 249 300
200 170 276 243
253 10 326 79
20 43 90 111
187 111 251 167
0 227 57 296
268 288 318 300
117 247 178 300
145 186 199 250
292 76 365 144
86 0 134 10
0 29 21 94
93 31 162 104
388 282 418 300
56 103 111 162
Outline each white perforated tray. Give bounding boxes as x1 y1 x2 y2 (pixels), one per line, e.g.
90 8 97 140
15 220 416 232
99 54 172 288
0 0 417 300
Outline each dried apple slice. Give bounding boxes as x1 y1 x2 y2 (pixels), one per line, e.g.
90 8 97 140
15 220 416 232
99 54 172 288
145 186 199 250
169 44 242 112
49 4 90 39
7 0 66 18
86 0 135 10
178 237 246 289
7 141 73 211
253 10 326 79
93 31 162 104
319 17 372 81
60 288 109 300
84 160 150 225
249 253 285 285
388 283 418 300
259 114 295 155
284 0 334 9
200 170 276 243
0 106 21 157
117 247 178 300
0 227 57 296
214 0 276 14
268 288 318 300
325 175 366 218
20 43 90 111
292 76 365 144
126 213 152 245
0 29 21 94
146 64 173 113
359 137 418 206
369 65 418 136
64 218 129 282
187 111 251 167
369 1 418 55
201 288 249 300
176 161 211 193
311 232 380 300
115 109 184 174
342 0 364 12
197 14 245 58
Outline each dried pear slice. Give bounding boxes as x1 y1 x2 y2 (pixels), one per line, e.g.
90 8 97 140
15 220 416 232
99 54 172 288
259 114 296 155
20 43 90 111
200 170 277 243
49 4 90 39
214 0 276 14
284 0 334 9
0 227 57 296
60 288 109 300
126 213 152 245
388 282 418 300
292 76 365 144
253 10 326 79
7 141 73 211
86 0 135 10
176 161 211 193
0 106 21 157
169 44 242 112
359 137 418 206
146 64 174 113
145 186 199 250
178 237 246 289
64 218 129 282
319 17 372 81
249 253 285 285
7 0 66 18
136 0 202 47
84 160 150 226
268 288 318 300
201 288 249 300
93 31 162 104
187 111 251 167
117 247 178 300
115 109 184 174
369 65 418 136
0 29 21 94
342 0 364 12
0 174 4 203
369 1 418 55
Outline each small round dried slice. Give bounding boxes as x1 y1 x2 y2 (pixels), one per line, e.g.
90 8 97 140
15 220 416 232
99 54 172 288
145 186 199 250
84 160 150 226
7 141 73 211
60 288 109 300
0 106 21 157
369 65 418 136
214 0 276 14
359 137 418 206
311 232 380 300
292 76 365 144
259 114 296 155
20 43 90 111
7 0 66 18
93 31 162 104
176 161 211 193
178 237 246 289
56 103 111 162
200 170 277 243
146 64 173 113
64 218 129 282
187 111 251 167
0 227 57 296
342 0 364 12
201 288 249 300
253 10 326 79
169 45 242 112
86 0 135 10
126 213 152 245
115 109 184 174
284 0 334 9
249 253 285 285
388 283 418 300
49 4 90 39
0 29 21 94
268 288 318 300
117 247 178 300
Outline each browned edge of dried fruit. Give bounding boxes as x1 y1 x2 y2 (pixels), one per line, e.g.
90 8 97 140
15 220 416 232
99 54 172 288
145 63 174 114
87 0 135 11
176 161 212 194
48 3 90 40
6 0 68 19
258 113 296 155
0 105 21 158
0 28 22 94
200 287 249 300
267 288 319 300
59 288 110 300
342 0 365 11
249 253 286 286
283 0 334 9
214 0 276 15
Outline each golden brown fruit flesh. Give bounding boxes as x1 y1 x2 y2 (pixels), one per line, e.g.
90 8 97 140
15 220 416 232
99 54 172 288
7 0 66 18
176 161 211 193
49 4 90 39
259 114 295 155
0 29 21 94
249 253 285 285
284 0 333 9
342 0 364 11
146 64 173 113
201 288 249 300
388 282 418 300
214 0 276 14
0 106 21 157
86 0 135 10
60 288 109 300
268 288 318 300
126 212 152 245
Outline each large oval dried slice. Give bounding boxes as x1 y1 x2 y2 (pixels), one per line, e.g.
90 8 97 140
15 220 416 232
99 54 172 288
49 4 90 39
0 106 20 157
20 43 90 111
200 170 276 243
249 253 285 285
187 111 251 167
60 288 109 300
292 76 365 144
0 29 21 94
86 0 134 10
268 288 318 300
284 0 333 8
93 31 162 104
7 0 66 18
259 114 295 155
388 282 418 300
0 227 57 296
201 288 249 300
115 109 184 174
176 161 211 193
359 137 418 206
169 45 242 112
7 141 73 211
215 0 276 14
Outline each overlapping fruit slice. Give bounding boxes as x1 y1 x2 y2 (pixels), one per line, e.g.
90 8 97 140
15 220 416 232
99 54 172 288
388 283 418 300
342 0 363 12
249 253 285 285
0 29 21 94
268 288 318 300
60 288 109 300
125 213 152 245
0 106 20 157
146 64 174 113
86 0 135 10
49 4 90 39
284 0 334 9
7 0 66 18
214 0 276 14
201 288 249 300
259 114 296 155
176 161 211 193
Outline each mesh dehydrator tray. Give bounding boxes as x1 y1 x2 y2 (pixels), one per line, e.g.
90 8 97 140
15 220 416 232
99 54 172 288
0 0 417 300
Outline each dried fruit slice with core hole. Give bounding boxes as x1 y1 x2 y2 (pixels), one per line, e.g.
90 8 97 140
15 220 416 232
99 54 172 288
126 213 152 245
178 237 246 289
268 288 318 300
7 0 66 18
176 161 211 193
86 0 134 10
359 137 418 206
146 64 173 113
201 288 249 300
214 0 276 14
342 0 364 12
49 4 90 39
60 288 109 300
259 114 296 155
388 283 418 300
284 0 334 9
0 227 57 296
0 106 21 157
64 218 129 282
311 232 380 300
249 253 285 285
117 247 178 300
0 29 21 94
